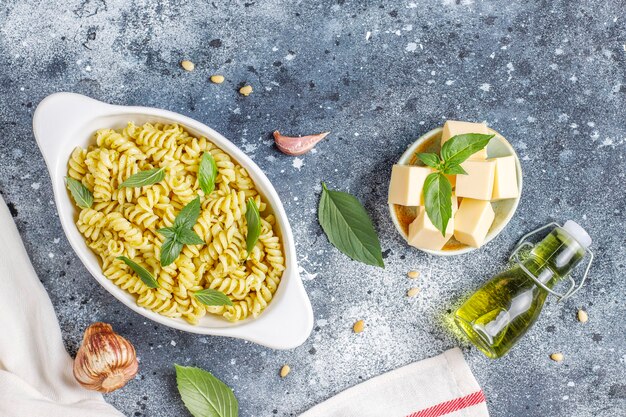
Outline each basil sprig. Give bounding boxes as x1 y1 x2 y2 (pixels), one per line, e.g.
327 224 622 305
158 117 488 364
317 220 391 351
193 288 233 306
158 196 205 266
159 238 184 267
245 198 261 254
441 133 493 169
416 152 441 169
118 167 165 189
416 133 494 236
175 365 239 417
66 177 93 209
198 152 218 196
423 172 453 236
318 183 384 267
176 228 206 245
173 195 202 230
117 256 159 288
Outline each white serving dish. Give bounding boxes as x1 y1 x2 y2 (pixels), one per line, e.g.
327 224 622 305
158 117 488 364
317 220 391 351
33 92 313 349
388 127 523 256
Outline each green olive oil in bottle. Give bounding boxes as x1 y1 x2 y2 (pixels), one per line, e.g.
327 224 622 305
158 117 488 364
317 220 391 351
455 221 592 358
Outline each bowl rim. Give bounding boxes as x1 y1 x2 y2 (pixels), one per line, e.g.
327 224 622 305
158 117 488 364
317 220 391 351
388 126 523 256
33 92 313 349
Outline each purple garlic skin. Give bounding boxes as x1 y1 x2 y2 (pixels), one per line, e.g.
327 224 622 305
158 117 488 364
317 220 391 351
273 130 330 156
73 322 138 393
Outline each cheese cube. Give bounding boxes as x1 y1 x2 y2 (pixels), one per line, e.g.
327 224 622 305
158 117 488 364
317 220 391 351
448 192 459 214
454 198 495 248
407 195 458 251
408 208 454 251
441 120 490 160
388 165 433 206
490 155 519 200
455 160 496 200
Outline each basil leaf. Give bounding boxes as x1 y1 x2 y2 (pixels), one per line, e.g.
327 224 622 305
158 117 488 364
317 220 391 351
198 152 218 196
160 236 183 267
174 196 201 230
193 289 233 306
118 167 165 189
65 177 93 209
318 183 384 267
157 226 177 239
416 152 441 169
177 228 205 246
440 133 494 167
175 364 239 417
245 198 261 254
423 173 453 237
443 164 468 175
117 256 159 288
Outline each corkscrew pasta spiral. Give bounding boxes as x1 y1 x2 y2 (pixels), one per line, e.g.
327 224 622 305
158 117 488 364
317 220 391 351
67 122 285 323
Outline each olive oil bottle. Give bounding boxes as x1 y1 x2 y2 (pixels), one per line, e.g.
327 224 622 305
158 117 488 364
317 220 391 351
455 221 592 358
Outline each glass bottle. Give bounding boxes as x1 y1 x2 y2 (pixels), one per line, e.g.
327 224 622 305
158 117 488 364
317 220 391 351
455 221 592 359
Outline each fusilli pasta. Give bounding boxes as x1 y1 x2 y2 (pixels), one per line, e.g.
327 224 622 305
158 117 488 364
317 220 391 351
67 122 285 324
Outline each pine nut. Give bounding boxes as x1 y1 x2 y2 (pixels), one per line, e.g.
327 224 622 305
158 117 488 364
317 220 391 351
407 270 420 279
181 60 195 71
407 287 421 297
239 85 253 96
353 320 364 333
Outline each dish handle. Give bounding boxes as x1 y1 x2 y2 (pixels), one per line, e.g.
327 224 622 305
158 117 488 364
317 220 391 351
33 92 113 170
236 269 314 350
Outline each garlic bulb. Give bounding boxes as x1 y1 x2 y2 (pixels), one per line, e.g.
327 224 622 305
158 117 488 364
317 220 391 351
73 322 139 393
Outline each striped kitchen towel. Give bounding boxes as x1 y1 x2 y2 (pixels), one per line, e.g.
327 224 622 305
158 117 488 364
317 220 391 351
300 348 488 417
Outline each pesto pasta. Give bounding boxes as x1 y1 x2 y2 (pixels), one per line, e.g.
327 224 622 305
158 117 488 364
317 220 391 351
67 122 285 324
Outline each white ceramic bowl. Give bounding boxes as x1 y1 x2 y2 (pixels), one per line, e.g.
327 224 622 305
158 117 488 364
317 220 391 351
33 92 313 349
388 127 523 256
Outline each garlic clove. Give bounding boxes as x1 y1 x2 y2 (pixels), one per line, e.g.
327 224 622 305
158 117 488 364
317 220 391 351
73 322 139 393
273 130 330 156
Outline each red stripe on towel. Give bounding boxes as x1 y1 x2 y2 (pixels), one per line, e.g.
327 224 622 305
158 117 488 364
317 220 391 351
405 390 486 417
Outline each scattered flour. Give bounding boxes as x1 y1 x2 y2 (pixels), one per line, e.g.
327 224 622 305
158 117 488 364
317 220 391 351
292 157 304 170
506 62 514 81
299 265 318 281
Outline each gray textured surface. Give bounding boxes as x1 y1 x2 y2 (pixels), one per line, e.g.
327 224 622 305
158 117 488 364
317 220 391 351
1 1 625 416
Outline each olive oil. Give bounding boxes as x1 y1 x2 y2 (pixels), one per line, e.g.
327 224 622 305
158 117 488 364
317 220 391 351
455 221 590 358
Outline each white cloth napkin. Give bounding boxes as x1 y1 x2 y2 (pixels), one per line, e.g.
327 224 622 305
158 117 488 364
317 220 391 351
0 196 123 417
301 348 489 417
